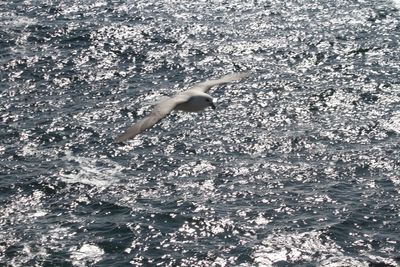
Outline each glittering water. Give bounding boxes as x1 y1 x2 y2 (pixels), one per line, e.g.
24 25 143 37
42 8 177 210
1 0 400 266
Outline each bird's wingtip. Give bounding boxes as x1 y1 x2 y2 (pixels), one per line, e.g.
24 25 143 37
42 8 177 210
113 137 124 144
223 71 251 81
237 71 251 79
113 133 130 144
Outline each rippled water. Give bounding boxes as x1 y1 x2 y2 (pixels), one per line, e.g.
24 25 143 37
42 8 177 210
1 0 400 266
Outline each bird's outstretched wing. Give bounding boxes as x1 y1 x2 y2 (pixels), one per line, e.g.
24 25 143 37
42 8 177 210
114 72 249 142
187 72 249 93
114 95 190 143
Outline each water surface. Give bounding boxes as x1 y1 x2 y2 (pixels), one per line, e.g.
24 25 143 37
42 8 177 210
1 0 400 266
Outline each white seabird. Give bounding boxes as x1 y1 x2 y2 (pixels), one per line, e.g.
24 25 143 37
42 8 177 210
115 72 249 143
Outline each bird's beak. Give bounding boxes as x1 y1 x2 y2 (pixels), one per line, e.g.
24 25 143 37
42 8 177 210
211 102 216 109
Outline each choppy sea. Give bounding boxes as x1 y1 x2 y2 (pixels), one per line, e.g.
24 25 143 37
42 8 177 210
1 0 400 266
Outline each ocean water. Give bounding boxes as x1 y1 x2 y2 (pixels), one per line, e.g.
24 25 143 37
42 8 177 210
1 0 400 266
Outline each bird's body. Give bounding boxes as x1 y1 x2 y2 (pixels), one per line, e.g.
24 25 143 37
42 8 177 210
175 93 215 112
114 72 248 143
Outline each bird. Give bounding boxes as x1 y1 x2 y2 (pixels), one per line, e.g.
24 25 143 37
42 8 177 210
114 72 249 143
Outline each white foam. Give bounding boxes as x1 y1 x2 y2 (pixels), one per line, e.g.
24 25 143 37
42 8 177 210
0 13 38 28
59 152 124 187
70 244 104 267
319 256 369 267
253 231 367 266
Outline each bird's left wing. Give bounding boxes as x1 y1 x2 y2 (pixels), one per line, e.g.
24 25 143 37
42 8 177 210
114 94 191 143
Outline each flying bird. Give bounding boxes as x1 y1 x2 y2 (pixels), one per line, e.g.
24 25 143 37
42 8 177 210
114 72 249 143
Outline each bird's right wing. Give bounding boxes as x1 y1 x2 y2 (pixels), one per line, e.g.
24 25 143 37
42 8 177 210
114 94 190 143
187 72 249 93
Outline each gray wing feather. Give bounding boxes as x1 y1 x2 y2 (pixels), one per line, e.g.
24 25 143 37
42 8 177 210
114 95 190 143
187 72 249 93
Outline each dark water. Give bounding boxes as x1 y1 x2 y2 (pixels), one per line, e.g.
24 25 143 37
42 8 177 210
1 0 400 266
